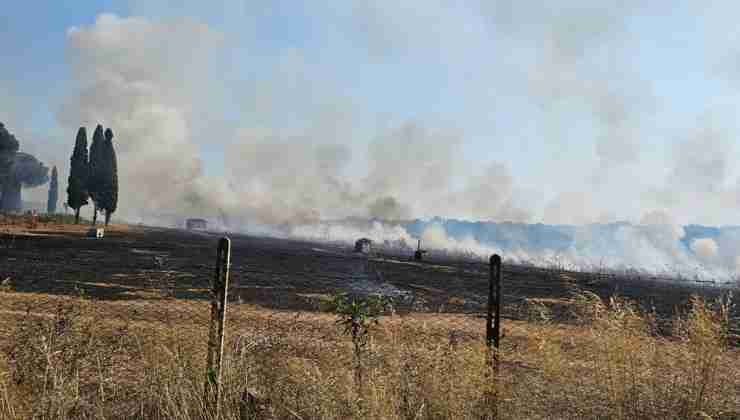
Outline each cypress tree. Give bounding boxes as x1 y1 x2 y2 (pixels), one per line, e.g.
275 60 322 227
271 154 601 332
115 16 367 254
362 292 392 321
88 124 105 225
99 128 118 226
47 166 58 214
67 127 89 224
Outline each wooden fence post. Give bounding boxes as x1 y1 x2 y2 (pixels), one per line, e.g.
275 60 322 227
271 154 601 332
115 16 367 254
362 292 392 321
205 237 231 418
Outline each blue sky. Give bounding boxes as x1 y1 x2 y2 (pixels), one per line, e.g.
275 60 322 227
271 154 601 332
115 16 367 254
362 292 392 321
4 1 740 226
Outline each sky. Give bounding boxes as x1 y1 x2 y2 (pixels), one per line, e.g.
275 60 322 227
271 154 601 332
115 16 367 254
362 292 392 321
3 1 740 227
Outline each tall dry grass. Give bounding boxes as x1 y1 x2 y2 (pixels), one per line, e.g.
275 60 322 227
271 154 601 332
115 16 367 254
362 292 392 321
0 292 738 419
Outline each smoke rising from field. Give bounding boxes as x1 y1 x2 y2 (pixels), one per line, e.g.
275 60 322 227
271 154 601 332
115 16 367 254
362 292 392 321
61 14 528 226
61 14 220 221
11 153 49 187
0 123 21 182
54 11 641 225
0 123 20 156
487 1 647 169
0 123 49 210
52 6 740 280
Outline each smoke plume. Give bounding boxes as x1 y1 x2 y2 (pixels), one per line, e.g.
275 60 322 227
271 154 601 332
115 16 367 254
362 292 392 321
60 14 224 222
0 123 20 155
47 7 740 280
0 123 20 182
0 123 49 211
11 153 49 187
222 121 530 226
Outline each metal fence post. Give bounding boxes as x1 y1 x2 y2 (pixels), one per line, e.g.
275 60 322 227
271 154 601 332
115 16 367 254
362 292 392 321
205 237 231 417
485 254 502 419
486 254 502 352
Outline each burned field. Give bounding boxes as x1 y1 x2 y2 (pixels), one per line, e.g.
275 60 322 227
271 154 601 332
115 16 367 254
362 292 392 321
1 224 739 419
0 224 735 321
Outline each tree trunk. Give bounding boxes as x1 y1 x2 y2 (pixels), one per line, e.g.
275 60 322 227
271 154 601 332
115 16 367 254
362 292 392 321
92 203 98 226
105 210 111 226
74 208 80 224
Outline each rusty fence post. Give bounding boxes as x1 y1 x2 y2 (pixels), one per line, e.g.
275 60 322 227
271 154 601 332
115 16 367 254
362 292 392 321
205 237 231 418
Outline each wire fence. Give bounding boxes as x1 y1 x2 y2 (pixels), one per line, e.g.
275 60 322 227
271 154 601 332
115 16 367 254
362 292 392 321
2 220 740 418
2 221 738 343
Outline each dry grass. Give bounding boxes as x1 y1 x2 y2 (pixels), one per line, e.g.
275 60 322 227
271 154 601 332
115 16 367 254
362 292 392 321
0 214 131 236
0 290 738 420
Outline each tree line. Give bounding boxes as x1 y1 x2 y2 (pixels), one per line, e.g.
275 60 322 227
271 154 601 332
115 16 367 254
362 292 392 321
65 124 119 226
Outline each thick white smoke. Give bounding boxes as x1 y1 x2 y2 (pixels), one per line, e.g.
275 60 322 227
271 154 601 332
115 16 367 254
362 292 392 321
225 119 530 225
60 14 530 226
47 8 740 281
60 14 225 223
290 215 738 282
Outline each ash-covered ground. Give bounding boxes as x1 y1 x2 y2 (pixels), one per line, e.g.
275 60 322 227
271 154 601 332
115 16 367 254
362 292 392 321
1 224 736 324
